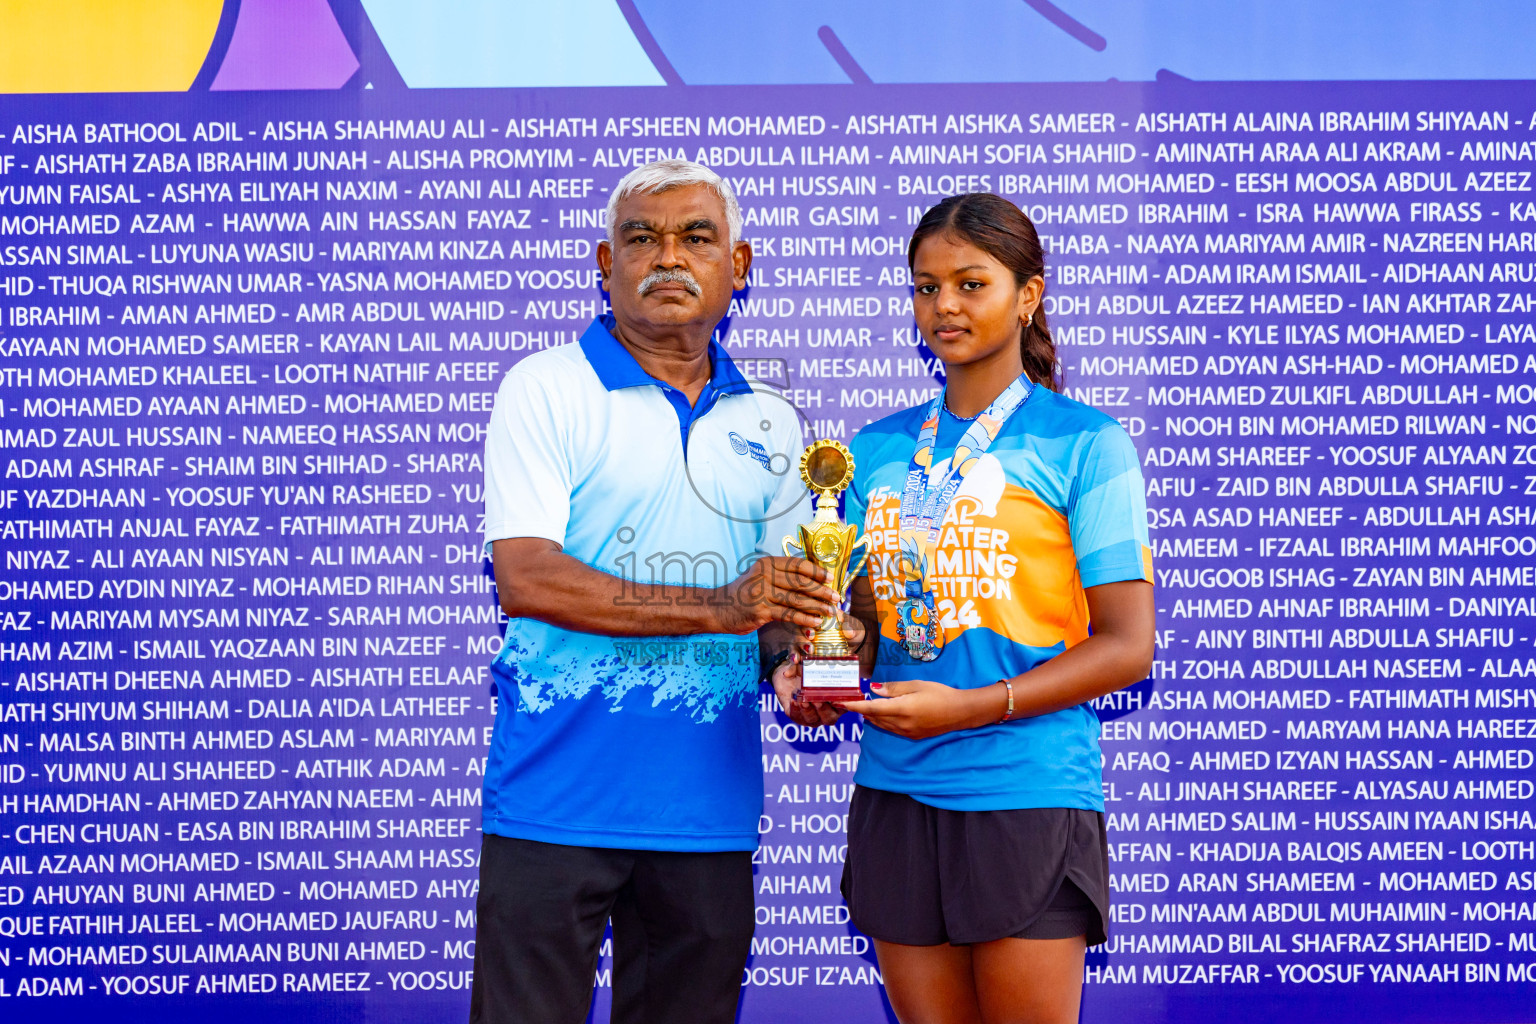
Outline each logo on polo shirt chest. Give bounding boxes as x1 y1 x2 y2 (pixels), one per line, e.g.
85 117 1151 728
729 431 772 470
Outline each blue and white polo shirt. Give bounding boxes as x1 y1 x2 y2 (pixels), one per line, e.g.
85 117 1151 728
482 315 808 851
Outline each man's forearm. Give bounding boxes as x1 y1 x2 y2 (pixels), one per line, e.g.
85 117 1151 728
494 540 726 637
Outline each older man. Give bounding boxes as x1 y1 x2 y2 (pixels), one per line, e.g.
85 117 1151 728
472 160 837 1024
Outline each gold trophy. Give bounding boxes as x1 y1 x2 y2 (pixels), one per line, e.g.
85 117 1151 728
782 440 867 702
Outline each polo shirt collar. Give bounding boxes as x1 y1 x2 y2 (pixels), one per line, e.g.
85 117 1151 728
579 314 753 397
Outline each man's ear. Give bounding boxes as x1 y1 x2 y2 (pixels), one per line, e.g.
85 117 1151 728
596 240 613 293
731 240 753 291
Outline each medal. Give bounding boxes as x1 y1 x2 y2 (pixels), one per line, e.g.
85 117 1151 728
894 375 1034 661
895 532 941 661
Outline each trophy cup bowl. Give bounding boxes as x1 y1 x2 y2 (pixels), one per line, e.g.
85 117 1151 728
782 440 867 702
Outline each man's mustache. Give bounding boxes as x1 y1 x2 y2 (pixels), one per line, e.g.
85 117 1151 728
638 268 702 297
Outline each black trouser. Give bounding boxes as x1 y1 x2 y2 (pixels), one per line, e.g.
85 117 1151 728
470 834 755 1024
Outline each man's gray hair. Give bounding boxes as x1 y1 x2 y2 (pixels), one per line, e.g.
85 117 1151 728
605 159 742 247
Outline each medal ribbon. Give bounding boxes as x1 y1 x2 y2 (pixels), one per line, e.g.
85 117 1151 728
893 375 1034 657
899 374 1033 546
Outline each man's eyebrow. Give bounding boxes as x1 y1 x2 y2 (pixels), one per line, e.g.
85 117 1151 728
617 218 719 236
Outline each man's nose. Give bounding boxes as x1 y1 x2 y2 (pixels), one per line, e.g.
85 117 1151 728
655 233 685 267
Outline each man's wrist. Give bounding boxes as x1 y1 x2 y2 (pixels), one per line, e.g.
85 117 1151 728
698 589 735 634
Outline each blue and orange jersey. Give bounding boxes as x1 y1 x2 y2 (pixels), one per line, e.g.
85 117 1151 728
846 385 1153 811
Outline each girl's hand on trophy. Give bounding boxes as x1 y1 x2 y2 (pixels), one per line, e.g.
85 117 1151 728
772 653 845 726
792 613 865 656
837 678 995 739
837 613 866 652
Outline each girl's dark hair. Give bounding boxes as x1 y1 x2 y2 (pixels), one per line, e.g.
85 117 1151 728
907 193 1060 391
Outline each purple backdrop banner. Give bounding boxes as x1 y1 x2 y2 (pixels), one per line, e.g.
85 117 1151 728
1 80 1535 1024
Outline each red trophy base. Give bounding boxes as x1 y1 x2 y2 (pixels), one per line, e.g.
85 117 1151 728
800 657 863 703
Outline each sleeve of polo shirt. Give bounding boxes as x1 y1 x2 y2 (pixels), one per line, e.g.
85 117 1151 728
483 366 571 551
1068 422 1154 588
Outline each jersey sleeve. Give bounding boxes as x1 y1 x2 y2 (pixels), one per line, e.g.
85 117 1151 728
1068 422 1153 588
483 366 572 552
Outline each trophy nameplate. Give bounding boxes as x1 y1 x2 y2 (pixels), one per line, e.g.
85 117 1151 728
783 440 867 702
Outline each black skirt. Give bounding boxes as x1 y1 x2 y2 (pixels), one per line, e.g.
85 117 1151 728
840 785 1110 946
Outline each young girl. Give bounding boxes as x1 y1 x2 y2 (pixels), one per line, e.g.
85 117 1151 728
776 192 1155 1024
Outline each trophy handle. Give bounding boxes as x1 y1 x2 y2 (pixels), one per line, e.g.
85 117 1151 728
783 535 804 558
845 534 869 586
